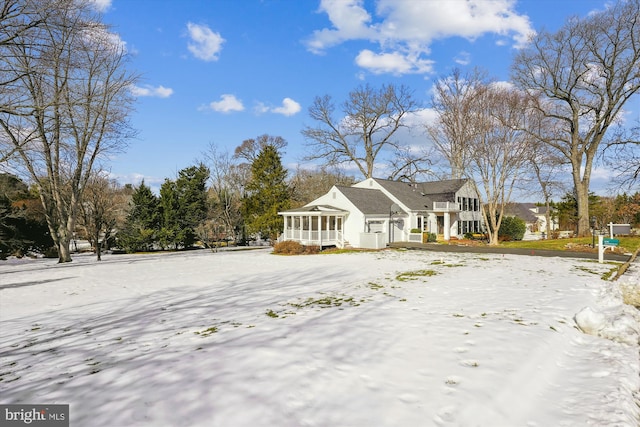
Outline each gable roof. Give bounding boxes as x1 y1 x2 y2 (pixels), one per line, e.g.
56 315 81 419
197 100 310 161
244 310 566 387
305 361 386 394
372 178 469 210
336 186 401 215
503 203 538 223
279 205 347 214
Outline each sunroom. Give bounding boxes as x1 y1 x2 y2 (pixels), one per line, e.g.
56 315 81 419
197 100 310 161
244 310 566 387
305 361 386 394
279 205 348 248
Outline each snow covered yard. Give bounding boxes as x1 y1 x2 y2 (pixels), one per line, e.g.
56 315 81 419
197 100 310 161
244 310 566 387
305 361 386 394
1 248 638 426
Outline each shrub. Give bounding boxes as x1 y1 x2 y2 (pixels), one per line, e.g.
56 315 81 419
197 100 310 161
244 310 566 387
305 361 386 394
424 232 437 243
498 216 526 241
410 228 421 233
273 240 320 255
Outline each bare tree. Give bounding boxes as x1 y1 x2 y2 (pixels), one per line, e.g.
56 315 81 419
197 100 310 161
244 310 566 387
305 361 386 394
471 86 536 245
0 0 51 162
77 172 123 261
202 142 246 244
289 166 355 207
302 83 419 179
0 0 138 262
429 70 535 244
528 140 566 237
234 134 287 164
511 0 640 236
426 68 489 179
604 121 640 190
386 144 437 182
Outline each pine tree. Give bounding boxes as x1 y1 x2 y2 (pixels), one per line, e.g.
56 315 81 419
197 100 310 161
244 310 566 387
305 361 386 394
159 164 210 249
159 179 181 249
118 181 160 252
242 144 290 241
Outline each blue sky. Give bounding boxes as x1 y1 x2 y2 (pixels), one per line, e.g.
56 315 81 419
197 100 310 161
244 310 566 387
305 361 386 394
96 0 635 194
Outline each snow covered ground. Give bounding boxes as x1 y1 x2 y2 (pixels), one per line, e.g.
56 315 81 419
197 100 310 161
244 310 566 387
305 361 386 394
1 248 639 426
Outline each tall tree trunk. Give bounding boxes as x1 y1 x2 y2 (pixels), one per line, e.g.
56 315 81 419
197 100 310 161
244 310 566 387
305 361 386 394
574 180 591 237
57 227 72 263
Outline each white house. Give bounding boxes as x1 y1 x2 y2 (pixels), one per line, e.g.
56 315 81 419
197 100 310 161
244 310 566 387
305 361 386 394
503 203 559 239
278 177 483 249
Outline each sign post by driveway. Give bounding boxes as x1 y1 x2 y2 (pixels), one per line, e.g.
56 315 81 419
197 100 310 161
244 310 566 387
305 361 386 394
598 234 620 263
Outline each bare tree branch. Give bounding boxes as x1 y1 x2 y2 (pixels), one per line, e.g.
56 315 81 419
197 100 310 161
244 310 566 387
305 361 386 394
302 84 419 179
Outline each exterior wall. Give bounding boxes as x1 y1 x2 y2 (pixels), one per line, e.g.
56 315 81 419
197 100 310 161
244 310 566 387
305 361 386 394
453 181 484 237
308 187 367 247
353 178 414 240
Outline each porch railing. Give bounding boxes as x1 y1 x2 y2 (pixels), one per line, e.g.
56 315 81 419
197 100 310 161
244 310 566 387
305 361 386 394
432 201 460 211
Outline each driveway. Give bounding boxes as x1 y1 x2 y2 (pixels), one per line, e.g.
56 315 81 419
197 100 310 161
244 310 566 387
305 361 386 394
390 241 631 262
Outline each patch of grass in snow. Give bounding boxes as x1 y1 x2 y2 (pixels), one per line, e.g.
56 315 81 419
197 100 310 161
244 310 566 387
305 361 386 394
266 309 279 318
289 294 361 309
573 262 620 280
574 265 603 276
600 265 620 281
430 260 464 267
395 269 439 281
368 282 384 290
195 326 219 337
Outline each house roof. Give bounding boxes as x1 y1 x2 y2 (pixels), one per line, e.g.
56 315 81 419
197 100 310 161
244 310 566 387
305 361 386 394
336 186 401 215
279 205 347 214
372 178 469 210
503 203 538 223
281 178 469 217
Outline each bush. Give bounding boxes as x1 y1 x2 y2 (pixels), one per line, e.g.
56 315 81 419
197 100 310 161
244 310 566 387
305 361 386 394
424 232 437 243
43 246 58 258
273 240 320 255
498 216 526 241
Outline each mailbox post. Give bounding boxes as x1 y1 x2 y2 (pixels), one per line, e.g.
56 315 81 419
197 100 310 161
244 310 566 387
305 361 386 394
598 234 620 263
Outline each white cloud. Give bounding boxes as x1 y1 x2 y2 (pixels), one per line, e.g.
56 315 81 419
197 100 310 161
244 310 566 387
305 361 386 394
272 98 302 116
206 94 244 113
306 0 376 54
254 102 270 115
454 51 471 66
355 49 433 75
130 84 173 98
254 98 302 116
307 0 535 75
186 22 225 61
90 0 112 12
405 108 439 127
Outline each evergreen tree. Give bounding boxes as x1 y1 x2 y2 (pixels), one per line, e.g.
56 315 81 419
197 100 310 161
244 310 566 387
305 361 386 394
159 178 181 249
158 164 210 249
242 144 290 241
0 175 53 258
118 181 160 252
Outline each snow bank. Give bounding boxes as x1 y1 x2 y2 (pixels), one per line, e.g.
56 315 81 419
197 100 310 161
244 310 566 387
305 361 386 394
575 259 640 345
575 305 640 345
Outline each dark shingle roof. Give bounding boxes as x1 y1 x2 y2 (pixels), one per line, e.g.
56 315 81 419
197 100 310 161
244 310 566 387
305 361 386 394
372 178 468 210
503 203 538 223
336 186 401 215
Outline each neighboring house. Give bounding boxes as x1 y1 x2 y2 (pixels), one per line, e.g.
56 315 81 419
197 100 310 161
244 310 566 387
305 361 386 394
278 177 483 249
503 203 559 238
